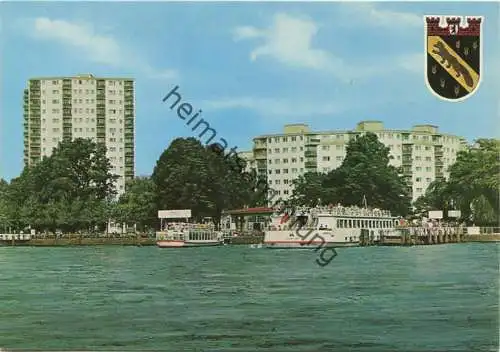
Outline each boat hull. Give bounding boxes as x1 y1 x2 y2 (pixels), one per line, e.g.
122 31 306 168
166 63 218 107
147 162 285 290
264 240 359 249
156 240 223 248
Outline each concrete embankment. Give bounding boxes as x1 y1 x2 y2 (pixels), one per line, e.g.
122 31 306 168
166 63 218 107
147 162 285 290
464 234 500 242
1 236 265 246
1 237 156 246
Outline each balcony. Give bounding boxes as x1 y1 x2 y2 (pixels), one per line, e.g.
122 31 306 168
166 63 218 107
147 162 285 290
254 152 266 160
305 161 316 168
253 143 266 151
304 151 317 158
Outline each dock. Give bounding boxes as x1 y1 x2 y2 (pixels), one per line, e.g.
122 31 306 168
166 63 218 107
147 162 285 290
361 226 500 246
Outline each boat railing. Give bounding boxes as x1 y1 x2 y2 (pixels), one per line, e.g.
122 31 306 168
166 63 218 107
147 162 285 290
273 206 392 219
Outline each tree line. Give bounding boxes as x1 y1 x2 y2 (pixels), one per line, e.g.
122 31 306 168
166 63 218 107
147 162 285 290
0 134 497 233
413 139 499 225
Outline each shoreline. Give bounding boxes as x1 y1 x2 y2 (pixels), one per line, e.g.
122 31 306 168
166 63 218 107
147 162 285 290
1 234 498 247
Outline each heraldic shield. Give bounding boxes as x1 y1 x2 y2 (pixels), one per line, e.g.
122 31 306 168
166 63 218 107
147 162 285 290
425 16 483 102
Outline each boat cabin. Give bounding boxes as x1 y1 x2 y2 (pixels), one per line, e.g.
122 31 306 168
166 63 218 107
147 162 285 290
221 207 274 235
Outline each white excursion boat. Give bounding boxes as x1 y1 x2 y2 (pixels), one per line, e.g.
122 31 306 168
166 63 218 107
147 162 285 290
264 204 401 249
156 209 223 248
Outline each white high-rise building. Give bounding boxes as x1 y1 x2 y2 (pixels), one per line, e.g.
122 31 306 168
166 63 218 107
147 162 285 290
23 74 135 196
240 121 468 202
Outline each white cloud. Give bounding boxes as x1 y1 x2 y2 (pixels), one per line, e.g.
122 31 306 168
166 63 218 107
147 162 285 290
202 97 345 117
29 17 178 80
340 3 422 28
395 53 425 74
233 13 421 81
233 13 342 73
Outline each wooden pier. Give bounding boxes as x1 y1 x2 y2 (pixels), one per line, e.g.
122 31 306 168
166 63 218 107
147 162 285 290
360 226 500 246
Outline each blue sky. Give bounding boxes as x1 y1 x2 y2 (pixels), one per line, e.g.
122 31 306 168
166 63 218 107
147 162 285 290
1 1 499 181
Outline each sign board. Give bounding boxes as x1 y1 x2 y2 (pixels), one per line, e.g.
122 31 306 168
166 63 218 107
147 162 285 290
467 226 480 235
428 210 443 219
158 209 191 219
447 210 461 218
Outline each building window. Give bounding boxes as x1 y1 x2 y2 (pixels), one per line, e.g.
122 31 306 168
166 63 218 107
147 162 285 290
283 169 288 174
283 158 288 163
323 156 330 161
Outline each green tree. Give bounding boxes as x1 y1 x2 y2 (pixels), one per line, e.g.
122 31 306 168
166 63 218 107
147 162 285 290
412 139 499 225
324 132 411 215
291 133 411 216
152 138 260 225
291 172 333 207
413 179 451 215
115 176 157 231
0 179 11 231
4 139 118 232
152 138 214 218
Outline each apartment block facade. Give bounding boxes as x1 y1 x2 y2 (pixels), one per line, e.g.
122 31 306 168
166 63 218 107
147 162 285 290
242 121 467 203
23 74 135 196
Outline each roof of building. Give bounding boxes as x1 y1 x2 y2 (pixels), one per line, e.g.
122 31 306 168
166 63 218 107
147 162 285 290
252 121 466 141
29 74 134 81
222 207 274 215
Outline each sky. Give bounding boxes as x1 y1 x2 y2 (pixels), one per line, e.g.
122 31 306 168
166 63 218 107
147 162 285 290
1 1 499 181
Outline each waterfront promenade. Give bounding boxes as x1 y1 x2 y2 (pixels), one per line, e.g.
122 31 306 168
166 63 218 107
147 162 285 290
1 227 498 246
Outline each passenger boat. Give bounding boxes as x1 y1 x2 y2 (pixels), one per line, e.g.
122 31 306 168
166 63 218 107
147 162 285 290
156 209 223 248
264 204 400 249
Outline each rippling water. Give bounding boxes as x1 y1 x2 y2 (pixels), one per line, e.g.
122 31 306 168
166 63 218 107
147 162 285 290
0 244 498 351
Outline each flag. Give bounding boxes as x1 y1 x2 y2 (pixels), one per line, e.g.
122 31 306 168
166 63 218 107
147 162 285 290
280 213 290 224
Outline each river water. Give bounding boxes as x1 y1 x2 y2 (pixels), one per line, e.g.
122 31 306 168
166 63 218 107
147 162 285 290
0 244 498 351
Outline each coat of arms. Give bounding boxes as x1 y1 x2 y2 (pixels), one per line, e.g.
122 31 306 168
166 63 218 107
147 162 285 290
424 16 483 102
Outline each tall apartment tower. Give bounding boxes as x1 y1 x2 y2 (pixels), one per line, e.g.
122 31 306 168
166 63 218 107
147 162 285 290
242 121 467 203
23 74 135 196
